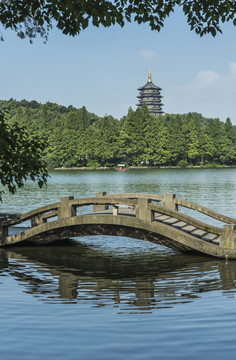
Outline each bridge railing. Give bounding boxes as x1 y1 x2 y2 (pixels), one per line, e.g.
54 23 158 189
102 193 236 248
0 196 139 236
1 192 236 249
99 193 236 242
92 194 223 235
174 197 236 225
102 192 235 222
104 192 236 226
147 202 222 235
102 193 163 202
1 192 232 232
1 202 60 227
60 193 226 237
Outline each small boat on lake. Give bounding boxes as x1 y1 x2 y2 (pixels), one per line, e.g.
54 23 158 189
114 164 129 171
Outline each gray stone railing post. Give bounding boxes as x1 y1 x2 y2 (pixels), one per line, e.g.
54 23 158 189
220 224 236 249
93 192 109 213
136 198 154 222
31 214 47 227
0 218 8 245
113 204 119 216
162 193 178 211
58 196 76 219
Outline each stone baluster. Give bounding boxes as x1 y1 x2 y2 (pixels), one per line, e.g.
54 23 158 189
113 204 119 216
220 224 236 249
0 218 8 245
162 193 178 211
93 192 109 213
31 214 47 227
58 196 76 219
136 198 154 222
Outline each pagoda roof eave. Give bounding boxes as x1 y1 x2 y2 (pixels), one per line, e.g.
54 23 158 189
137 95 163 99
138 82 162 91
137 100 164 105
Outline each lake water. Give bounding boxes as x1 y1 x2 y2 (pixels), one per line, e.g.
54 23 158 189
1 168 236 360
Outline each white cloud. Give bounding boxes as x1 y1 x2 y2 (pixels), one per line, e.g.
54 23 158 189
194 70 220 87
167 63 236 122
229 62 236 76
190 63 236 95
139 50 158 60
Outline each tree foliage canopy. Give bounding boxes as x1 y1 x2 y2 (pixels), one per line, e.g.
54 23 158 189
0 0 236 41
1 99 236 170
0 111 48 200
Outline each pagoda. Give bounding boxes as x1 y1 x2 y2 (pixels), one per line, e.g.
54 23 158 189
137 69 163 115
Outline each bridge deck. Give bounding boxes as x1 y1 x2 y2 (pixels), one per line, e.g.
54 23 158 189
0 192 235 259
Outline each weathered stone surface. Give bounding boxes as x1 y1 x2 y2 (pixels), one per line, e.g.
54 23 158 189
202 233 218 241
191 229 207 237
172 221 187 228
220 225 236 249
176 198 236 225
31 214 47 227
182 225 196 233
58 196 76 219
93 192 109 212
162 193 178 211
0 218 8 245
136 198 154 222
162 217 179 224
156 215 170 221
154 212 164 218
1 192 236 259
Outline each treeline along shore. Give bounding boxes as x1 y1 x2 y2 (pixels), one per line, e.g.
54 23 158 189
1 99 236 169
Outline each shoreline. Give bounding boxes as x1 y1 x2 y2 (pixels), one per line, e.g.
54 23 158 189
53 165 236 171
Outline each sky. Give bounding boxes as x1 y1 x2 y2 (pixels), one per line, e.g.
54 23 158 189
1 8 236 123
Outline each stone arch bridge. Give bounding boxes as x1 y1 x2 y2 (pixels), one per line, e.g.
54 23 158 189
1 192 236 259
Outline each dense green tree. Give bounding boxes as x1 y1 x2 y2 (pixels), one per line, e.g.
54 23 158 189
121 106 150 165
83 126 101 168
0 111 48 200
95 116 120 166
186 119 200 164
205 118 229 164
121 107 139 165
141 110 157 165
45 122 65 168
1 0 236 42
1 98 236 169
198 132 215 165
152 117 170 165
166 114 185 165
225 117 236 143
118 129 132 164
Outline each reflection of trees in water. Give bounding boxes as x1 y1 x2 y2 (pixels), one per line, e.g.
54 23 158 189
1 240 236 311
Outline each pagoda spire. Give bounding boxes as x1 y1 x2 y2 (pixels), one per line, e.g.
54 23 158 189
148 67 152 83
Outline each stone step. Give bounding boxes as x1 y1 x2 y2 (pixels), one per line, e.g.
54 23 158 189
163 217 179 225
191 229 207 238
172 221 187 228
156 214 171 221
154 212 164 218
202 233 218 241
181 224 196 232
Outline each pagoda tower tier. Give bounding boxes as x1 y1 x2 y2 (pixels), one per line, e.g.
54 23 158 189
137 70 164 115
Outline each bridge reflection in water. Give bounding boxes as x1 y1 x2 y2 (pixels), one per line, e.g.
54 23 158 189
1 192 236 259
1 238 236 311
